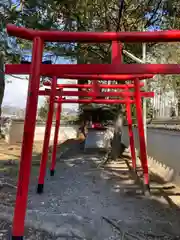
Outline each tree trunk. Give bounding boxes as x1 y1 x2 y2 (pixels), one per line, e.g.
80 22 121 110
178 96 180 117
111 112 123 161
0 53 5 137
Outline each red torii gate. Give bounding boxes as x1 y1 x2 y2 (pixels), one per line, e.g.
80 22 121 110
39 80 154 183
38 88 153 98
5 24 179 240
36 42 154 194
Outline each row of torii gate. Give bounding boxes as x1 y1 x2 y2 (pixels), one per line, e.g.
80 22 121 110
5 24 180 239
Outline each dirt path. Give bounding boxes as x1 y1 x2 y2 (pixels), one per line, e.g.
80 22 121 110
0 142 180 239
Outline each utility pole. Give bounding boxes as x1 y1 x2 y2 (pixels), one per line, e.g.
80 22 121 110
123 44 147 143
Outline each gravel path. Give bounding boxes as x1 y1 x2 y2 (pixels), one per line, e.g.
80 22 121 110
0 148 180 239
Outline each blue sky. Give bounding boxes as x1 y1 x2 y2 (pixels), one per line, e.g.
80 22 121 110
12 0 19 4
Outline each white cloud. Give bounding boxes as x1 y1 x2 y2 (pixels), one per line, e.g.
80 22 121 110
3 75 79 111
3 75 28 108
3 75 44 109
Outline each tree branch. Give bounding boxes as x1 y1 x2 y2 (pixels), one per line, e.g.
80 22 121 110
116 0 125 32
144 0 163 28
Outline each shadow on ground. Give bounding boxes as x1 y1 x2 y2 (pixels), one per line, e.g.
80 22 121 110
0 138 81 178
37 142 180 239
0 138 82 206
0 138 83 239
0 139 180 239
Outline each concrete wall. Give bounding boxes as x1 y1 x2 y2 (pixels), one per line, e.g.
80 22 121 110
122 127 180 184
5 119 79 145
34 125 79 143
6 119 180 184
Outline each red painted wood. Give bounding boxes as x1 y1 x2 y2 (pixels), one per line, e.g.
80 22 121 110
7 24 180 43
12 37 44 238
